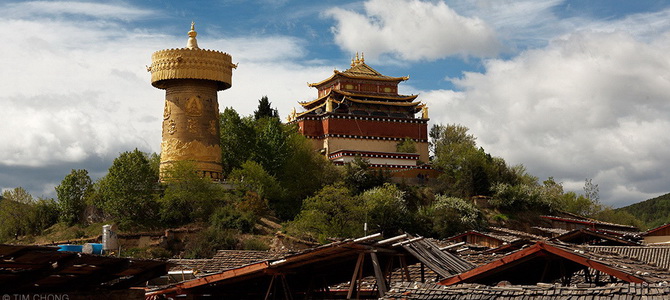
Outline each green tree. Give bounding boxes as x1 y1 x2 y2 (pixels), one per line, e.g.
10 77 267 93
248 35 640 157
0 189 58 241
583 178 600 205
361 183 408 235
220 108 255 175
96 149 159 228
273 126 340 218
416 195 486 238
228 160 281 211
254 96 279 120
0 189 33 241
431 124 532 197
252 117 290 176
287 184 365 242
2 187 33 204
344 156 390 194
159 161 228 226
27 198 60 235
396 137 417 153
55 169 93 225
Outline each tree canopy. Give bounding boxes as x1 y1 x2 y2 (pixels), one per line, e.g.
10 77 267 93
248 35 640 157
55 169 93 225
253 96 279 120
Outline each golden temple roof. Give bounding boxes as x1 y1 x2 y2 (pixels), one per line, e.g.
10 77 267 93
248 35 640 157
299 89 418 109
342 97 422 108
308 54 409 87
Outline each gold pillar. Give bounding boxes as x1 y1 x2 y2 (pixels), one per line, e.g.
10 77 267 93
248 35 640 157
149 23 236 181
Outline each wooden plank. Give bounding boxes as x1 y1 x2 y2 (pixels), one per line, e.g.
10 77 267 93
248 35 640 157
148 261 270 296
370 252 387 296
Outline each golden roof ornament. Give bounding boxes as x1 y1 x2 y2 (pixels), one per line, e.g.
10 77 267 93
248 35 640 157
326 98 333 112
287 107 298 122
187 21 199 49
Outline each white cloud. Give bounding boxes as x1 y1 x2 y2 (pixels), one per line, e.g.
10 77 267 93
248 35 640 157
424 30 670 206
325 0 500 61
0 1 332 197
448 0 670 51
2 1 154 20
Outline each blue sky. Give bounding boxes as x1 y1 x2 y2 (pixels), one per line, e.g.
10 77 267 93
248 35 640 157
1 0 670 208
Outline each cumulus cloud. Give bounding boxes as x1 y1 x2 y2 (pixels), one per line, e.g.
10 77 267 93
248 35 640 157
448 0 670 50
0 1 332 197
325 0 500 61
425 31 670 207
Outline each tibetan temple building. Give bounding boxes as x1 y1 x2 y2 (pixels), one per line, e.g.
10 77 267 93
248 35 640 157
290 54 435 178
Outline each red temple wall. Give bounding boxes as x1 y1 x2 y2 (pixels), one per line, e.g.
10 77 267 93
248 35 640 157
324 118 427 140
297 119 324 136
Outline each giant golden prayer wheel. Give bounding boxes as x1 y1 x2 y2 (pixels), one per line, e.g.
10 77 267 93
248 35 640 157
149 22 236 181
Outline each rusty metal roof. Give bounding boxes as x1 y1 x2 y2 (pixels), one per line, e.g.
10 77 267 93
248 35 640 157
0 244 170 293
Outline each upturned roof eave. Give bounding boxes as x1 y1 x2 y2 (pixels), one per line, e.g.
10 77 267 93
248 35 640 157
308 70 409 88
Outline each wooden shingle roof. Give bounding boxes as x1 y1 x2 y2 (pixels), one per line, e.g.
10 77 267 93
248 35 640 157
441 241 670 286
585 245 670 271
168 250 285 275
382 282 670 299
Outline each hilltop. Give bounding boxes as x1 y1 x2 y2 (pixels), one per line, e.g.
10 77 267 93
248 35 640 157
616 192 670 230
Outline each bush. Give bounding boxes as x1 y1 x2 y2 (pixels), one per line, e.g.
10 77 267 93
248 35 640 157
210 206 257 233
286 184 365 242
159 161 232 226
184 228 238 258
362 183 409 236
242 238 270 251
417 196 487 238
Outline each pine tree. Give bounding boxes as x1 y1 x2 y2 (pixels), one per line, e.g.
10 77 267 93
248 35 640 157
253 96 279 120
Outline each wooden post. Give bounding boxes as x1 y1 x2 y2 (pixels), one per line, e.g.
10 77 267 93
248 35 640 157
280 274 293 300
347 253 365 299
264 275 276 300
385 256 394 283
399 255 411 282
370 252 387 296
584 267 592 283
540 260 550 283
